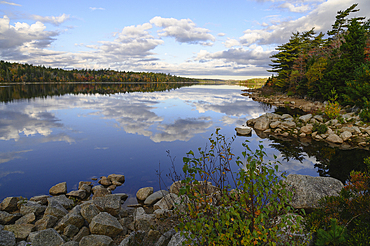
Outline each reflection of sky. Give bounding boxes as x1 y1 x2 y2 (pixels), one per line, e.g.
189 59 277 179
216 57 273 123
0 84 318 201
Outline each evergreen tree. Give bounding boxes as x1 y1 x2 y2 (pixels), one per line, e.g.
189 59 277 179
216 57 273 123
320 18 367 102
268 32 301 90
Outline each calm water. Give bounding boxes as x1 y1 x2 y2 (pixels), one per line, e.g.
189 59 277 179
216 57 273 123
0 83 368 202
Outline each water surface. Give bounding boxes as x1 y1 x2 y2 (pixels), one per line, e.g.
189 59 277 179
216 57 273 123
0 83 368 202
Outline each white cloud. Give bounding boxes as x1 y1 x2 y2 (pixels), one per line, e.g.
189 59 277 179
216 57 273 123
239 0 370 47
224 38 241 48
195 46 273 66
218 33 226 36
0 15 59 51
279 3 310 13
90 23 164 59
150 16 215 44
90 7 105 11
0 1 21 6
0 110 64 141
31 14 70 26
151 117 213 142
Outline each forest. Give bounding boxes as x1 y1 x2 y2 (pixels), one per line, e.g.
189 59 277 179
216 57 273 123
0 82 197 103
266 3 370 113
0 61 196 83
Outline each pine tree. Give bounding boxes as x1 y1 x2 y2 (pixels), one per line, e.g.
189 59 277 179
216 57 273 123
268 32 301 89
321 18 367 102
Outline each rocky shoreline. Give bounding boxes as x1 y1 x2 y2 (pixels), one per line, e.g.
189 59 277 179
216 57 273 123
236 89 370 150
1 172 346 246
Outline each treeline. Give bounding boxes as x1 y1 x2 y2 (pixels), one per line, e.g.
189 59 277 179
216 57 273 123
0 82 197 103
239 78 267 88
267 4 370 108
0 61 196 83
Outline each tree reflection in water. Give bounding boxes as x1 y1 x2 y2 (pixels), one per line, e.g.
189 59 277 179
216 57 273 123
256 130 369 183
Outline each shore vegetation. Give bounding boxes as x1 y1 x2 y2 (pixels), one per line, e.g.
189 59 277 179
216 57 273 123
266 3 370 117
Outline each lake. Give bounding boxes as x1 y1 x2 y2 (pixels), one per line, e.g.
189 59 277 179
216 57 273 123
0 83 368 203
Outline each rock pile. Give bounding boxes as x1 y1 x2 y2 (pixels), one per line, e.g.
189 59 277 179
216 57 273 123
242 90 325 113
0 172 344 246
0 176 218 246
245 112 370 149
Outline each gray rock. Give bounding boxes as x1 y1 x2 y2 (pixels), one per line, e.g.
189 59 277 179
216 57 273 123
246 118 257 126
0 197 18 212
49 182 67 196
98 177 112 187
78 182 92 190
284 174 344 209
0 229 16 246
4 224 36 241
0 211 21 225
143 230 161 245
299 114 312 123
154 229 176 246
20 201 46 216
112 193 128 202
80 204 100 223
55 206 84 232
331 119 338 125
153 193 179 211
107 174 125 184
79 184 91 195
48 195 74 210
144 190 169 206
15 213 36 225
27 232 37 242
274 213 310 245
31 228 65 246
265 113 282 120
93 194 125 217
91 185 104 194
92 188 111 199
89 212 123 237
300 124 313 134
44 200 68 219
280 121 296 129
313 115 323 122
167 232 187 246
72 226 90 242
118 231 147 246
270 121 281 129
340 131 352 141
61 242 79 246
35 215 58 231
136 187 154 201
281 114 293 120
79 235 113 246
30 195 49 205
169 181 183 195
254 115 270 131
133 207 155 231
326 134 344 144
63 224 79 238
153 209 173 219
16 241 30 246
66 190 87 200
235 126 252 135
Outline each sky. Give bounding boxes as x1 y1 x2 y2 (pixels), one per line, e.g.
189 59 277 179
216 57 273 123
0 0 369 80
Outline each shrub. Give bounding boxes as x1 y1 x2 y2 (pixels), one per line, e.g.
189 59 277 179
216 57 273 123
313 123 328 135
324 89 341 119
316 218 347 246
359 98 370 122
305 157 370 245
171 130 306 245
